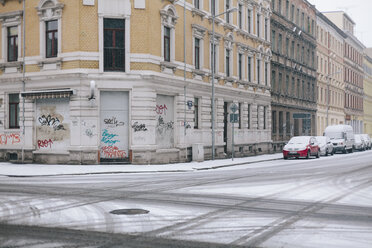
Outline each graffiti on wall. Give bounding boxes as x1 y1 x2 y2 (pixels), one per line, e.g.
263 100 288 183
37 139 53 149
0 133 21 145
100 116 127 159
36 102 70 150
132 122 148 132
101 146 127 158
100 91 129 160
103 117 125 127
156 116 174 135
155 95 174 148
38 114 65 131
81 120 97 138
154 104 168 115
101 129 120 146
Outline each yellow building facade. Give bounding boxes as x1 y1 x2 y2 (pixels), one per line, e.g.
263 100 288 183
0 0 272 164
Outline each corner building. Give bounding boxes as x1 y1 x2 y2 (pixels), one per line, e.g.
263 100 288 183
270 0 317 151
0 0 272 164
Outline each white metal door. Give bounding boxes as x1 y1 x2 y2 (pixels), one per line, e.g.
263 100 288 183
100 91 129 161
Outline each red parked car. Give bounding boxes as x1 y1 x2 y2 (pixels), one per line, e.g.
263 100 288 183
283 136 320 159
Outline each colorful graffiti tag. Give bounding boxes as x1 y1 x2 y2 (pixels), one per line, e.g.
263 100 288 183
37 139 53 149
154 104 168 115
101 129 120 146
101 146 127 158
0 133 21 145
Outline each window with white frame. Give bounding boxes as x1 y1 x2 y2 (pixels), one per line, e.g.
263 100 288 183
160 6 178 64
238 53 243 80
225 48 231 77
210 0 218 16
194 97 199 129
192 25 206 70
164 26 171 62
263 106 267 129
239 103 242 129
36 0 64 59
257 105 260 129
238 4 243 29
225 0 231 23
265 62 268 86
104 18 125 71
257 58 261 84
247 56 252 82
7 26 18 62
0 10 22 65
194 38 201 69
247 103 251 129
264 18 268 41
8 93 19 129
194 0 201 9
46 20 58 58
256 13 261 38
247 8 252 33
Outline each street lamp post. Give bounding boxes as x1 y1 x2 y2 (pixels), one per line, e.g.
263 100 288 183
211 7 237 160
326 70 342 127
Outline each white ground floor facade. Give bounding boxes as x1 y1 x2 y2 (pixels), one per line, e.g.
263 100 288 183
0 72 272 164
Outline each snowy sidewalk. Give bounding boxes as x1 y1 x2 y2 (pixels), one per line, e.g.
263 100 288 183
0 153 283 177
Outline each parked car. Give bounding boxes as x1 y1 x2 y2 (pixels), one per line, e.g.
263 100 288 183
283 136 320 159
315 136 334 156
361 134 371 150
324 125 354 154
354 134 366 151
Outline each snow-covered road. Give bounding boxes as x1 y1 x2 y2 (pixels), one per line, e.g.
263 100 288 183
1 151 372 247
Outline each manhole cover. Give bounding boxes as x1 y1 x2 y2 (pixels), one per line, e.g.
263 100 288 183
110 209 149 215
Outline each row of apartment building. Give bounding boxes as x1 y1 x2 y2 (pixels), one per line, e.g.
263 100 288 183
0 0 370 164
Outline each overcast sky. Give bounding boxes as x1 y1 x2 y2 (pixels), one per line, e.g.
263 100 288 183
308 0 372 48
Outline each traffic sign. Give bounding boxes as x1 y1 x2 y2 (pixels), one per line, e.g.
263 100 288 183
230 113 239 123
230 103 238 113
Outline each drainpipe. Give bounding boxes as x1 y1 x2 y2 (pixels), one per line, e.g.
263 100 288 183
183 0 187 137
21 0 26 163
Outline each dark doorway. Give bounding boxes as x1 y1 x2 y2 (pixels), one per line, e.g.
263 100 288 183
224 102 228 153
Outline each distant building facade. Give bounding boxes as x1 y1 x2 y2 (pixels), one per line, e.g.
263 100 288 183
363 50 372 136
324 11 365 133
315 11 345 136
270 0 317 151
0 0 272 164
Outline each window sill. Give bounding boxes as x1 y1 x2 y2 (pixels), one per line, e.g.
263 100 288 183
37 57 62 70
223 23 235 31
208 16 223 25
192 69 206 79
160 61 178 73
192 8 207 19
0 61 22 73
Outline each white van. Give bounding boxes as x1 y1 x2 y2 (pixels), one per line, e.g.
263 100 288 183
324 125 354 153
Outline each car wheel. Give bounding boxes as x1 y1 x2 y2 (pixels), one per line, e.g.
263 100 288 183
306 150 310 159
325 149 328 156
283 156 288 160
342 147 347 154
316 150 320 158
